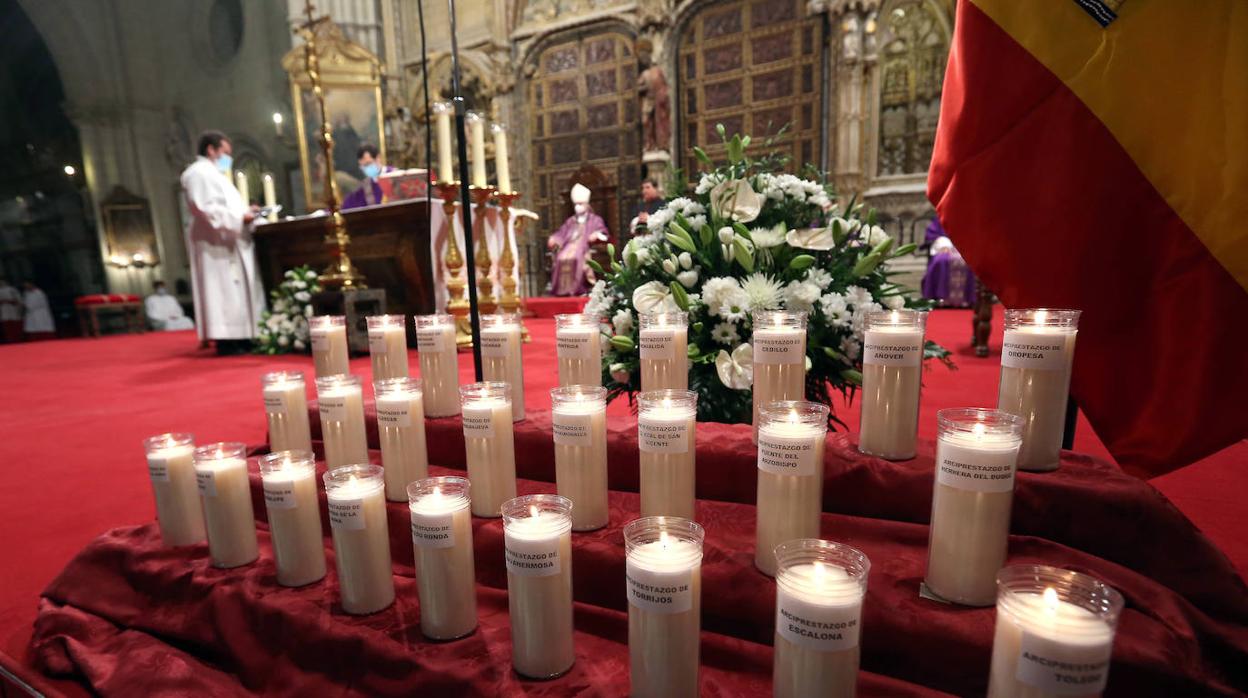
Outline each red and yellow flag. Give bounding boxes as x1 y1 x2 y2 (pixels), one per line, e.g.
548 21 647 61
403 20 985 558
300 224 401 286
928 0 1248 477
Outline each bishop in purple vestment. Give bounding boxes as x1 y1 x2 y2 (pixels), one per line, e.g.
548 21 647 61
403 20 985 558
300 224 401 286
547 183 609 296
341 142 395 210
920 219 977 307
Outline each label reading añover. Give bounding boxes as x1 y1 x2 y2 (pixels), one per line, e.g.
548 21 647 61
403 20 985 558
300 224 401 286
328 499 366 530
461 406 496 438
504 538 562 577
862 331 923 367
1001 330 1071 371
552 410 595 446
638 417 691 453
639 330 677 360
263 480 298 509
776 591 862 652
757 430 820 477
411 512 455 548
752 331 804 365
626 565 694 614
556 331 596 360
1015 630 1112 695
376 401 412 428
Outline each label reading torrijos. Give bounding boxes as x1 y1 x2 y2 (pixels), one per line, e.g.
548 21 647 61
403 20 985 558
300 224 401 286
626 563 694 614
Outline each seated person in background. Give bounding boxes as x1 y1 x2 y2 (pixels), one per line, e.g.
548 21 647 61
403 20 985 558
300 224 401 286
920 219 976 308
21 281 55 340
547 183 609 296
145 280 195 331
628 178 665 238
341 143 396 210
0 278 21 342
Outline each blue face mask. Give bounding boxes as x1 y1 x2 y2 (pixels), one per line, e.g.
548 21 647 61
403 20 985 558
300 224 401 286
215 153 233 173
361 163 381 179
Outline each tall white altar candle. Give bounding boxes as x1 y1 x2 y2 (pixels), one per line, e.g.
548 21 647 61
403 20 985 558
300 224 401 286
555 313 602 387
234 169 249 203
366 314 410 382
309 315 349 379
755 400 828 576
751 310 808 441
408 476 477 640
262 370 313 453
638 390 698 519
466 111 487 188
324 464 395 615
460 382 517 517
502 495 575 679
551 386 609 531
375 377 429 501
416 313 461 417
143 433 206 546
925 408 1024 606
316 374 369 468
433 101 454 183
639 311 688 392
192 443 259 568
262 173 277 221
997 309 1081 472
988 565 1123 698
259 450 326 587
625 516 704 697
491 122 512 192
480 313 526 420
858 309 927 460
773 539 870 698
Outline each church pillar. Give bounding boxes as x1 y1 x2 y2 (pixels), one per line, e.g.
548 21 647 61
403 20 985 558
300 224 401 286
826 3 877 197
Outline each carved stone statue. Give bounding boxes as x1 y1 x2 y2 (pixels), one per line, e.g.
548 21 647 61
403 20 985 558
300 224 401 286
637 40 671 153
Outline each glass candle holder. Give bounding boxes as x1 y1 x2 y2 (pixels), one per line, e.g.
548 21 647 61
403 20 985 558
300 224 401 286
858 309 927 460
366 314 410 382
375 377 429 501
988 565 1123 698
551 386 609 531
773 539 870 698
309 315 349 378
315 374 369 468
624 516 705 697
751 310 808 441
997 309 1081 472
192 442 258 568
555 313 602 387
639 311 689 392
407 476 477 640
415 313 461 417
324 464 395 615
502 494 575 679
262 370 312 453
258 450 326 587
459 382 517 517
755 400 829 576
925 408 1024 606
637 390 698 519
142 432 205 546
480 313 526 420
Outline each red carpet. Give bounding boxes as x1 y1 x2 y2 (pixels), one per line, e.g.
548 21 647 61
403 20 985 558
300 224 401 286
0 308 1244 692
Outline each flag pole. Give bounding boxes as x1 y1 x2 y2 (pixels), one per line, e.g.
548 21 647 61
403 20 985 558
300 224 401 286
446 0 483 380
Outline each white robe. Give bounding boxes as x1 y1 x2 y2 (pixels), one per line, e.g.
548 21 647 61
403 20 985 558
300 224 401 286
22 288 54 333
144 292 195 331
0 284 19 322
180 157 266 340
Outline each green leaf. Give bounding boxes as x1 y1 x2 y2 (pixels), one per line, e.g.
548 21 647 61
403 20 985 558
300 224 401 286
586 259 605 276
699 224 713 247
840 369 863 386
610 335 635 351
851 252 883 277
865 208 877 226
716 123 727 140
610 261 623 274
732 237 754 272
667 222 698 252
627 251 639 269
870 237 894 257
691 321 704 333
666 232 697 254
669 281 690 311
732 222 753 241
891 243 917 258
831 218 846 245
727 135 744 164
789 254 817 270
822 346 843 360
693 146 712 167
741 135 751 149
607 242 616 260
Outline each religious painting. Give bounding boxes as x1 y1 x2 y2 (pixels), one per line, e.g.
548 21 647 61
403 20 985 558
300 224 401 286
296 86 380 208
100 186 159 266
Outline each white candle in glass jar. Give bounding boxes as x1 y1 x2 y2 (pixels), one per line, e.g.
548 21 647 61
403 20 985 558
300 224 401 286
551 386 609 531
625 517 704 697
310 315 349 379
751 311 808 441
193 443 259 568
262 173 277 221
325 465 395 615
375 377 429 501
434 102 454 182
143 433 206 546
503 495 575 679
858 310 927 460
467 111 487 189
755 401 828 576
316 374 369 469
367 314 410 382
408 476 477 640
639 311 689 392
555 313 602 387
638 390 698 519
480 313 526 421
416 314 461 418
262 371 313 453
925 409 1024 606
259 450 326 587
460 382 517 517
997 309 1081 472
491 123 512 192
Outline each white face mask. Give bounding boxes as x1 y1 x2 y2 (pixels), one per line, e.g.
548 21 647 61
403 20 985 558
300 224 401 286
574 203 587 215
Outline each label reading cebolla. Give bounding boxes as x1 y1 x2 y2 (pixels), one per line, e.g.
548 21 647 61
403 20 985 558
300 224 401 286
626 563 694 614
753 330 805 365
195 470 217 497
504 534 562 577
416 327 446 353
639 330 676 360
411 512 455 548
1001 330 1071 371
552 410 594 446
638 416 691 453
776 590 862 652
146 457 171 483
328 499 365 530
376 399 411 429
461 405 495 438
862 331 923 367
1016 629 1112 695
757 430 819 477
479 330 510 358
318 394 348 422
936 439 1018 493
556 330 595 360
263 393 286 415
263 479 298 509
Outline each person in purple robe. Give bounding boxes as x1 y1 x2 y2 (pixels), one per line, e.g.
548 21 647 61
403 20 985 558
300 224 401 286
547 183 609 296
920 219 977 307
341 143 396 210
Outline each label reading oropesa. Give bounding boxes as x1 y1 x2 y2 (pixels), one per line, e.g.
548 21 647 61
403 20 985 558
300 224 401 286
318 395 348 422
1015 630 1112 695
552 410 594 446
376 400 412 428
328 499 365 530
416 327 447 353
776 590 861 652
936 440 1017 493
626 563 693 614
638 416 691 453
1001 330 1071 371
639 330 677 360
862 331 922 367
504 536 562 577
556 330 596 360
461 406 496 438
411 512 455 548
757 430 820 477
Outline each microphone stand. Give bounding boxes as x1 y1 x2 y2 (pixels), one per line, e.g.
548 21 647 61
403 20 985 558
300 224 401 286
447 0 484 380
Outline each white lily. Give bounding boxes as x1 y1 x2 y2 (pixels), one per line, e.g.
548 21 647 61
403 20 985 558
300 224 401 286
632 280 679 314
678 252 693 269
710 178 763 224
715 343 754 390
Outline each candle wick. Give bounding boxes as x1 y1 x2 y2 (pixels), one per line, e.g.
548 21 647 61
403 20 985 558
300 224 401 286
1042 586 1060 615
529 504 539 518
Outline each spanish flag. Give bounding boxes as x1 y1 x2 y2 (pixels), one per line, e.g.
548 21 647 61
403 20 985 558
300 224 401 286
928 0 1248 478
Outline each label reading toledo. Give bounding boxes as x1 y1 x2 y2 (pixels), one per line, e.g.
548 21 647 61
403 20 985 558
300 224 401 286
376 399 411 428
1015 630 1111 695
936 440 1017 493
638 415 691 453
263 479 298 509
461 405 496 438
411 512 455 548
639 329 676 360
318 394 348 422
504 536 561 577
1001 330 1070 371
776 590 861 652
479 329 510 357
758 430 819 476
552 410 593 446
416 327 446 353
862 331 922 367
556 330 595 359
626 563 693 614
753 330 804 365
328 499 365 530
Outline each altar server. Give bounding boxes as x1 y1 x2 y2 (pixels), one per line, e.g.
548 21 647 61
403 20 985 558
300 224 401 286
144 281 195 331
20 281 54 339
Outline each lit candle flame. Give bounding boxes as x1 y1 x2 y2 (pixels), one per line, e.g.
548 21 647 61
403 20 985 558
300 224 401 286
972 422 986 440
659 530 670 548
813 560 826 581
529 504 540 518
890 309 900 324
1034 309 1049 326
1042 586 1059 614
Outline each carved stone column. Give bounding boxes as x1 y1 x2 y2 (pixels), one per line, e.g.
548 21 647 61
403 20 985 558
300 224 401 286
827 2 878 197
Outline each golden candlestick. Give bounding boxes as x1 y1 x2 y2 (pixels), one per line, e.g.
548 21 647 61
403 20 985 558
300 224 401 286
437 180 474 349
470 185 498 315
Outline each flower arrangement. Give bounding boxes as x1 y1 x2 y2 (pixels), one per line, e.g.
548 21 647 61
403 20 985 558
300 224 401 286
255 265 320 355
588 128 951 424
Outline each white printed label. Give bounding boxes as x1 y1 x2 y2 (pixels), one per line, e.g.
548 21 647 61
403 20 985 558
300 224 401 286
758 430 820 477
367 328 387 354
411 512 455 548
310 330 329 353
416 328 447 353
479 330 510 358
556 330 595 360
936 439 1018 493
552 410 594 446
1016 630 1112 695
504 536 562 577
626 563 694 614
196 470 217 497
376 400 411 428
147 458 171 483
263 480 298 509
776 591 862 652
461 406 496 438
263 394 286 415
328 499 366 530
638 416 691 454
639 330 676 360
753 331 804 365
1001 330 1071 371
863 331 923 367
318 395 347 422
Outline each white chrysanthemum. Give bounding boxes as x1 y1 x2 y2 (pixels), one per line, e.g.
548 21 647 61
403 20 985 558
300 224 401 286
821 292 851 327
711 321 740 346
741 273 783 311
750 223 786 249
293 339 306 351
294 291 311 302
718 287 751 321
884 295 906 310
865 225 891 247
700 277 739 313
305 271 317 279
695 173 724 195
583 280 611 318
684 214 707 232
851 301 883 337
839 335 861 361
844 285 873 307
610 363 630 383
804 268 833 289
304 304 313 317
612 309 634 335
782 280 822 313
646 207 674 233
277 334 290 347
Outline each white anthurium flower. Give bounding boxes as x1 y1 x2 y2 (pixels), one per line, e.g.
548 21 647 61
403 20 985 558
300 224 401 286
709 178 764 223
715 343 754 390
632 280 679 314
678 252 693 270
677 269 699 288
609 363 630 383
786 224 835 251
